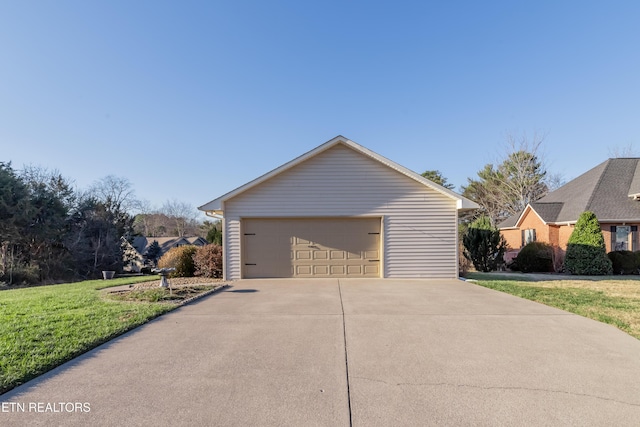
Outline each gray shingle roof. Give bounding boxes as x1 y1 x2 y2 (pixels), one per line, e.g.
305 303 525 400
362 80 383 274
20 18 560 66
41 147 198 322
132 236 207 256
530 202 564 222
500 158 640 227
628 160 640 196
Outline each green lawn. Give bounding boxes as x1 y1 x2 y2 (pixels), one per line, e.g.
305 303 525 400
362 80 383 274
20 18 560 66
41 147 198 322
0 276 169 394
466 272 640 340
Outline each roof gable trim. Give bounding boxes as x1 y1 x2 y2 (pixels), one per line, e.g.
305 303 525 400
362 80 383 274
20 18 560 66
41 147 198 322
514 204 548 228
199 136 479 212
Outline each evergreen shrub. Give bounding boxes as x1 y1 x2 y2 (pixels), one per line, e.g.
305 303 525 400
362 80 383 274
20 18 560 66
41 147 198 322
607 250 639 275
514 242 554 273
462 216 507 272
564 211 612 275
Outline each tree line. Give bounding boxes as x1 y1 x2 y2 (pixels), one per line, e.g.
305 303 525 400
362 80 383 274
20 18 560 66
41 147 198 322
0 132 575 284
0 163 217 285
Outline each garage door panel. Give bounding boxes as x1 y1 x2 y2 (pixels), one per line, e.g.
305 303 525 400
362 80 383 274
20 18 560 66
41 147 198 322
365 250 379 259
364 265 379 275
243 218 381 278
347 265 362 275
313 251 328 259
313 265 329 275
296 265 312 275
295 250 312 260
330 265 345 274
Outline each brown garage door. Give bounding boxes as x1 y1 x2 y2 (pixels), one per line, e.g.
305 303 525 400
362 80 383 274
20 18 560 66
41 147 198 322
242 218 381 278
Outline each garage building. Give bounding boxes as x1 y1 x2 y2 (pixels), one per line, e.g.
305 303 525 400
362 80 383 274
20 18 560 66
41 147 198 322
198 136 477 280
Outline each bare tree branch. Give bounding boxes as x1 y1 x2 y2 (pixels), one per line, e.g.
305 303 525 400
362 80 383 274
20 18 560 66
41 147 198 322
89 175 138 213
608 144 638 158
462 131 549 226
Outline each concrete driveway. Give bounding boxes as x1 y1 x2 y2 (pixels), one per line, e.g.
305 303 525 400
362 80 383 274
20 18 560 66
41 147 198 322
2 279 640 426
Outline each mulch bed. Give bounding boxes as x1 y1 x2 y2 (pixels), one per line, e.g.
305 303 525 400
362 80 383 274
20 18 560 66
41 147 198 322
132 277 225 290
106 277 229 305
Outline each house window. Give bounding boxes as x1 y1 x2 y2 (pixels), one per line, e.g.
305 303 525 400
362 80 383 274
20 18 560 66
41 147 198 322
611 226 637 251
616 226 630 250
521 229 536 246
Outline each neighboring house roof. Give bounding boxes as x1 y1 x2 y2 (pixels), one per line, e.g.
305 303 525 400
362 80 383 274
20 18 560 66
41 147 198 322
132 236 208 257
500 158 640 228
198 135 479 213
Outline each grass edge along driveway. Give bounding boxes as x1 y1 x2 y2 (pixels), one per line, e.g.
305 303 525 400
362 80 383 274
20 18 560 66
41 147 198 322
466 272 640 340
0 276 167 395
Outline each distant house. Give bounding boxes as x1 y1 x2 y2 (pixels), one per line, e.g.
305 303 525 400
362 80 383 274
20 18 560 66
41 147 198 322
499 158 640 254
126 236 208 272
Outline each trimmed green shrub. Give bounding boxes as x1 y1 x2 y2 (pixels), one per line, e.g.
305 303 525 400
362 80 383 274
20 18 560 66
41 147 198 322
607 250 639 275
193 244 223 278
157 245 198 277
463 216 507 272
564 211 612 275
514 242 554 273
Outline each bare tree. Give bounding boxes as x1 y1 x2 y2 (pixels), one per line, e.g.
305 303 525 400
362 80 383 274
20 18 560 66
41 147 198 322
89 175 138 213
545 172 566 192
462 131 549 226
160 199 199 237
132 199 156 236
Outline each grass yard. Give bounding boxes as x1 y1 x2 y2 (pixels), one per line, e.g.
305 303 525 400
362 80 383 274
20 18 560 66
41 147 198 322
466 272 640 340
0 276 171 395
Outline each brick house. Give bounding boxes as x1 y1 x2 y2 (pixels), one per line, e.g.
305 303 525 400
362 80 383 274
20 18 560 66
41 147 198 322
499 158 640 255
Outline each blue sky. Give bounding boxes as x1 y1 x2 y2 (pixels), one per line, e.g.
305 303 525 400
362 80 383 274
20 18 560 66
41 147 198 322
1 1 639 217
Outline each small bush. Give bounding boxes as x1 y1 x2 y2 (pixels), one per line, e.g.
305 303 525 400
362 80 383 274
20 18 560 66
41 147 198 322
157 245 198 277
514 242 554 273
193 244 223 278
607 250 639 275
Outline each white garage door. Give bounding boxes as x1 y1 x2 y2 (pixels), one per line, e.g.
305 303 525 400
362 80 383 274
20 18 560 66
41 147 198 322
242 218 381 278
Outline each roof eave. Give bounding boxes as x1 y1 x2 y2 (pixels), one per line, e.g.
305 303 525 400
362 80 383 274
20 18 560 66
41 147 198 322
592 218 640 223
457 198 480 211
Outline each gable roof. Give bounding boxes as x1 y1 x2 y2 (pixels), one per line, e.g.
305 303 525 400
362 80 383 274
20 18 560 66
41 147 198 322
132 236 208 256
500 158 640 228
198 135 479 213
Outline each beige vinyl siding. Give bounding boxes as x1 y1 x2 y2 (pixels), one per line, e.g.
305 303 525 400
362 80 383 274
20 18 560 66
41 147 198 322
223 144 458 280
